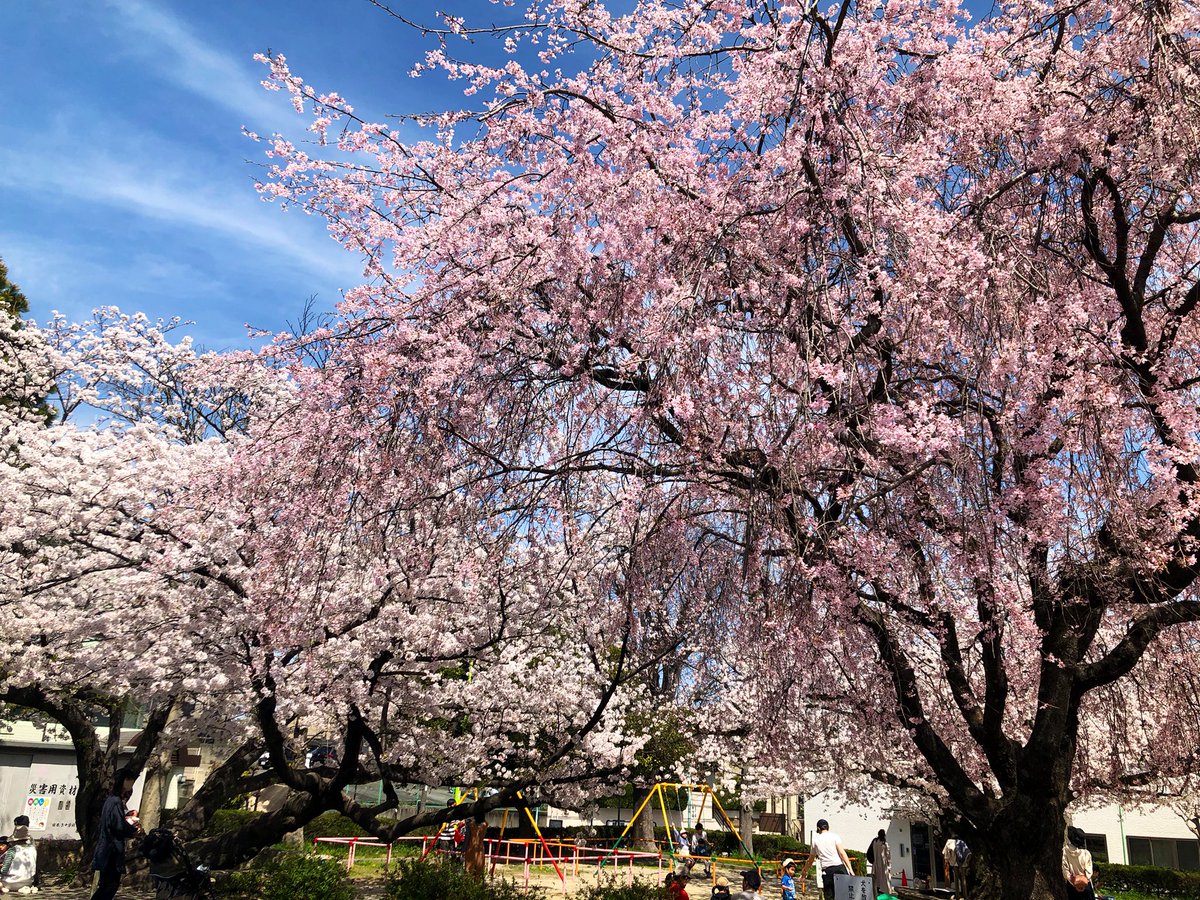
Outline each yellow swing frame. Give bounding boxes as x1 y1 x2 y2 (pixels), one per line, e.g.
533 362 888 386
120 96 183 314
607 782 761 883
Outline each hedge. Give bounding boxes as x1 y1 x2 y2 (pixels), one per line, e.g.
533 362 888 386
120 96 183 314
208 808 266 835
385 858 533 900
220 849 353 900
303 811 373 841
747 833 809 859
1094 861 1200 897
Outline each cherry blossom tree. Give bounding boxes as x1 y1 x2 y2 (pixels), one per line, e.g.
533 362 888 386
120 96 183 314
0 308 278 869
171 342 730 865
2 305 711 870
250 0 1200 895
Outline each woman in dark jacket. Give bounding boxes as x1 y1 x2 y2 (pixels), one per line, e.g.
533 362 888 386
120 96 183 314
90 768 141 900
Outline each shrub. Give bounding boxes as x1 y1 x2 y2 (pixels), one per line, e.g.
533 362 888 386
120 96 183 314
748 833 808 860
1094 862 1200 897
221 850 353 900
845 849 868 876
571 875 666 899
207 808 265 835
304 811 372 841
385 857 539 900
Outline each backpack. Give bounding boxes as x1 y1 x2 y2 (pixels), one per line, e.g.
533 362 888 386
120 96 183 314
866 840 876 864
954 839 970 866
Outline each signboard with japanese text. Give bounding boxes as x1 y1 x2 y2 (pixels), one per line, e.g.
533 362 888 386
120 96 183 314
24 762 80 834
832 874 875 900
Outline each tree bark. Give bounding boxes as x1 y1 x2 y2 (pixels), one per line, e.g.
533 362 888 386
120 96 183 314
739 804 754 856
969 795 1069 900
169 738 267 841
138 744 173 833
464 819 487 878
737 764 753 856
631 787 657 851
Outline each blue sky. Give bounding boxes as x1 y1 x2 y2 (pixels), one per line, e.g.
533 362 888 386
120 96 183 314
0 0 523 349
2 0 992 350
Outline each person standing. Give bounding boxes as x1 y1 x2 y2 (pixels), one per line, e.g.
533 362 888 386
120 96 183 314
941 834 970 898
1063 826 1097 900
779 858 798 900
868 829 892 897
799 819 854 900
942 835 965 895
90 768 140 900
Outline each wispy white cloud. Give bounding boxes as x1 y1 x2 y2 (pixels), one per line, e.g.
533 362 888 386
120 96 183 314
104 0 295 133
0 0 372 349
0 144 361 284
0 232 258 349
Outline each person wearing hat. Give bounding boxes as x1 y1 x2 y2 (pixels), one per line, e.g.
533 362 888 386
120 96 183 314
1062 826 1096 900
0 824 37 894
799 819 855 900
668 870 691 900
734 869 763 900
780 858 798 900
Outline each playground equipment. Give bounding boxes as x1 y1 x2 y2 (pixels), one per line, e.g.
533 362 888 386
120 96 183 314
606 781 761 882
420 787 568 887
316 781 789 893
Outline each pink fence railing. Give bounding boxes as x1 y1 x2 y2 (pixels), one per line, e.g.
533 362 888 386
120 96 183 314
312 834 667 892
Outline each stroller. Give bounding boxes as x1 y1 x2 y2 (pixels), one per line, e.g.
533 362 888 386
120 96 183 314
141 828 215 900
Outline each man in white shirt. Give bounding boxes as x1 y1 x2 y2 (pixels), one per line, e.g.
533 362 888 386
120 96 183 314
800 819 855 900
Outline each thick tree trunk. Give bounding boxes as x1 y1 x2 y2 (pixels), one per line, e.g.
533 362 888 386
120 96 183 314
738 804 754 856
631 787 657 851
170 738 266 841
187 789 327 869
737 764 753 856
963 792 1069 900
138 746 173 833
464 819 487 878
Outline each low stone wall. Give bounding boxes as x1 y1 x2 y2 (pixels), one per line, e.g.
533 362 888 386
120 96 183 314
33 838 84 876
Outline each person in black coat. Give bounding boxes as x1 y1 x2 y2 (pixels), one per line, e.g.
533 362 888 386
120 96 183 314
90 768 141 900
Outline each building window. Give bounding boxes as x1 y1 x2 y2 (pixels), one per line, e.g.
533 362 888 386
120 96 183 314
1127 836 1200 871
1084 834 1109 864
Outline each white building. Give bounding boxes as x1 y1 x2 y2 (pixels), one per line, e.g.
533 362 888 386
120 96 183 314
0 713 220 840
0 719 93 839
800 789 1200 888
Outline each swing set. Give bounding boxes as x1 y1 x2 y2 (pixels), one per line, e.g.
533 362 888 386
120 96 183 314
421 781 767 891
607 782 762 880
421 787 568 885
